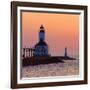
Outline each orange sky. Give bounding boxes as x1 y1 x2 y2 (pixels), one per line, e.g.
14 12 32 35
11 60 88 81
22 12 79 56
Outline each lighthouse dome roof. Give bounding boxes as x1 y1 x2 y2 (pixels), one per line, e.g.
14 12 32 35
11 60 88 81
35 41 47 47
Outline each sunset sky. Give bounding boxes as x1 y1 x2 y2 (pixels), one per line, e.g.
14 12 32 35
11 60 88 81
22 11 79 56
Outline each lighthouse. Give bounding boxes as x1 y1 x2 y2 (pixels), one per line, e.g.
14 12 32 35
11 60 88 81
33 25 49 57
64 47 68 57
39 25 45 41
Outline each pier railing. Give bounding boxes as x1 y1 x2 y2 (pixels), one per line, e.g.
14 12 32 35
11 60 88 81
22 48 35 58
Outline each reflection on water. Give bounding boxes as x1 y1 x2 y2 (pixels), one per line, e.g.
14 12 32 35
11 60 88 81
22 58 79 78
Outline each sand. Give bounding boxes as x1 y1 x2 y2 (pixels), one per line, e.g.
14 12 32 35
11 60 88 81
22 59 79 78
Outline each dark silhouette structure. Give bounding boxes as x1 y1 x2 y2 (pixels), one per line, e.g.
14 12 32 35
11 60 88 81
64 47 68 57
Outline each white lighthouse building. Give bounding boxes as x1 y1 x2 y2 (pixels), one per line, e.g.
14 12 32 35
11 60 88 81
33 25 49 57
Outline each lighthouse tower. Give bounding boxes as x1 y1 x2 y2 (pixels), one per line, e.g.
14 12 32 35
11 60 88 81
39 25 45 41
64 47 68 57
33 25 49 57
